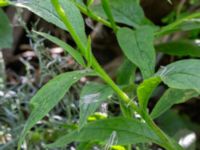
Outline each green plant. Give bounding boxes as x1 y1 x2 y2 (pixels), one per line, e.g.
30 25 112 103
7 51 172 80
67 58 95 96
1 0 200 149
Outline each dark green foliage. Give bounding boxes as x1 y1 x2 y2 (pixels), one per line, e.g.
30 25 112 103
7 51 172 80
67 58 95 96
0 8 12 48
1 0 200 150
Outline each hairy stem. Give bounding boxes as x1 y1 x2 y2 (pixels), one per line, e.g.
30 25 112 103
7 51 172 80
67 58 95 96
0 0 10 7
51 0 139 114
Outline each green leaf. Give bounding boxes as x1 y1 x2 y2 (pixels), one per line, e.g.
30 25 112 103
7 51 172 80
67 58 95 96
101 0 117 32
0 8 12 48
117 26 156 79
85 36 93 67
179 19 200 31
48 117 162 148
18 70 95 150
90 0 145 27
156 12 200 36
34 31 85 66
151 88 199 119
116 58 136 85
116 58 136 118
13 0 87 44
157 59 200 93
79 82 113 128
156 40 200 57
137 77 161 113
0 0 9 7
77 141 94 150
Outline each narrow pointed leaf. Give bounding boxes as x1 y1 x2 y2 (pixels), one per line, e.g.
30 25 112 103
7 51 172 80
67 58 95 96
151 89 199 119
90 0 145 27
79 83 113 128
116 58 136 85
180 20 200 31
34 31 85 66
77 141 94 150
156 40 200 57
18 70 95 149
0 8 12 48
12 0 87 44
157 59 200 93
117 26 156 78
137 77 161 113
48 117 162 148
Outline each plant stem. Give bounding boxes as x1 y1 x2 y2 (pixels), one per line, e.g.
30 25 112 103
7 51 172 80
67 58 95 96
101 0 117 33
155 12 200 36
91 57 140 113
144 113 178 150
51 0 139 114
74 1 113 28
51 0 86 55
51 1 180 150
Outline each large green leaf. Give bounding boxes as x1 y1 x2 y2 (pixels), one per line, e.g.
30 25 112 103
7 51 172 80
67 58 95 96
13 0 87 45
157 59 200 93
79 83 113 128
137 77 161 114
151 88 199 119
90 0 145 27
0 8 12 48
18 70 95 150
34 31 85 66
48 117 162 148
156 40 200 57
117 26 156 78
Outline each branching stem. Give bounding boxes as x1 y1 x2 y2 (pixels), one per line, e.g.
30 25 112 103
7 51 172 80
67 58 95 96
51 1 182 150
74 2 200 38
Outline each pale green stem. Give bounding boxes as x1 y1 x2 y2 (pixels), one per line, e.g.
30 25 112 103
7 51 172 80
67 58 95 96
75 2 200 38
155 12 200 36
51 1 182 150
51 0 139 114
74 1 113 28
0 0 10 7
144 113 178 150
101 0 117 33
